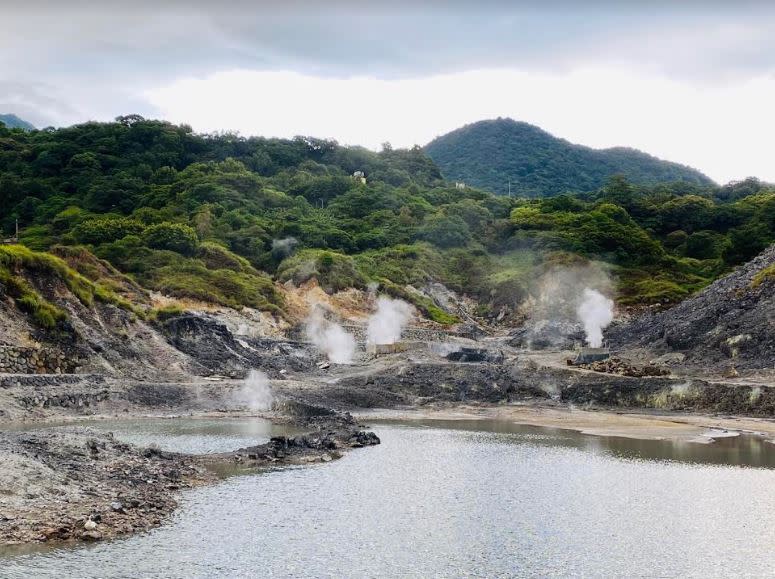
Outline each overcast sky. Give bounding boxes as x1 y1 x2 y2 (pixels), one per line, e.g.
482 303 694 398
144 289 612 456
3 1 775 183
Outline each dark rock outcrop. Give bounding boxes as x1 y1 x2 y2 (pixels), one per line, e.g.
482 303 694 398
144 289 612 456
608 244 775 372
160 314 317 377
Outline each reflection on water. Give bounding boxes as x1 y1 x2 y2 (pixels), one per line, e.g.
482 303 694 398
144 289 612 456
373 418 775 469
2 420 775 577
1 417 298 455
71 417 299 455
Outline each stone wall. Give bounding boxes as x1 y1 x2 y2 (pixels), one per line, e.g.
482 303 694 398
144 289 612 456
0 374 108 413
0 346 75 374
0 373 104 389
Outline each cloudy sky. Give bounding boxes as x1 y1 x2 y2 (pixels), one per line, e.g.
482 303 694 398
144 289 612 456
3 1 775 183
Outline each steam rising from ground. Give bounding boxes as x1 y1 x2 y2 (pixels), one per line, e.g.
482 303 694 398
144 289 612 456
517 262 615 349
233 369 273 411
367 296 413 345
305 307 356 364
576 288 614 347
271 237 298 260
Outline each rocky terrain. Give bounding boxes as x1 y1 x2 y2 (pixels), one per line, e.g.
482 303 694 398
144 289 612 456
608 244 775 377
1 243 774 549
0 427 211 545
0 406 379 547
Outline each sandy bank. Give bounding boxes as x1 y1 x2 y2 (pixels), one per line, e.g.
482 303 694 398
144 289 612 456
356 403 775 443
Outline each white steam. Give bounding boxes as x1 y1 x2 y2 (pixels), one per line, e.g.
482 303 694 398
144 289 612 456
271 237 299 259
515 263 615 350
367 296 413 345
233 369 274 411
305 308 356 364
576 288 614 348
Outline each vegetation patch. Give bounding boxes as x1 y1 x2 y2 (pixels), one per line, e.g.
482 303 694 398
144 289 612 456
0 245 135 326
146 262 282 313
751 264 775 289
148 304 186 322
0 116 772 320
278 249 367 293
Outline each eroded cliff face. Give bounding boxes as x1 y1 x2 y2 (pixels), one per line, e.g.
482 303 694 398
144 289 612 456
0 253 473 382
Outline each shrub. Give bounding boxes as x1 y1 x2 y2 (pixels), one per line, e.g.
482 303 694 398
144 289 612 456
73 216 145 244
684 231 726 260
277 249 367 293
197 241 253 272
143 222 199 255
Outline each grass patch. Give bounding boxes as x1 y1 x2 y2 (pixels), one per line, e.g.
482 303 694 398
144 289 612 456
616 266 710 306
146 262 283 313
0 244 137 327
751 264 775 289
0 266 67 329
197 241 254 273
0 244 95 306
148 304 186 322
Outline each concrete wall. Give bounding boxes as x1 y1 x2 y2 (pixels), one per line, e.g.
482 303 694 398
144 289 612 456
367 342 409 356
290 323 453 344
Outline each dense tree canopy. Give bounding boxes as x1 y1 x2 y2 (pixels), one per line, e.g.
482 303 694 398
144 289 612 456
0 116 772 316
425 118 714 197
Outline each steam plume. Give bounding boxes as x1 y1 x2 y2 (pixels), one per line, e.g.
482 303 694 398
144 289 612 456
367 296 413 345
305 307 356 364
515 262 614 350
233 369 274 411
576 288 614 347
271 237 298 260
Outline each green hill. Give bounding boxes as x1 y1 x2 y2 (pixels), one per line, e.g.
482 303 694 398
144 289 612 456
425 118 714 197
0 114 35 131
0 115 772 330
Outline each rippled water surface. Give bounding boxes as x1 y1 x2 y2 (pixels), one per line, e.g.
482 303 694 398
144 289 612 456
4 419 775 577
68 417 299 455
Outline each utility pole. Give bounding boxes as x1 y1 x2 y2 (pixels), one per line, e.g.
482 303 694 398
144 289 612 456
15 218 18 240
508 179 511 198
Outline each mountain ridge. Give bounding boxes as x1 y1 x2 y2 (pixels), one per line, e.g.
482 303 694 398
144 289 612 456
0 113 35 131
425 118 714 197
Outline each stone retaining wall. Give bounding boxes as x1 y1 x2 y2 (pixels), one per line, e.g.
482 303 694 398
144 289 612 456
0 373 108 412
0 373 105 389
0 346 75 374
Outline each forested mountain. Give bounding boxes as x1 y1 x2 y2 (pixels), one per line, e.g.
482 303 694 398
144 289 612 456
425 118 714 197
0 114 35 131
0 116 772 331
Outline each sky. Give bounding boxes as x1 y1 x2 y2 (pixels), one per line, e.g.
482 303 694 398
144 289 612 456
3 1 775 184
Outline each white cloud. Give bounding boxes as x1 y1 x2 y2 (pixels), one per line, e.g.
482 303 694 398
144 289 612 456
145 68 775 184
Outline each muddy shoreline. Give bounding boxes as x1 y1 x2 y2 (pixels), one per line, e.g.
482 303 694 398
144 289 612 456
1 349 774 549
0 404 380 547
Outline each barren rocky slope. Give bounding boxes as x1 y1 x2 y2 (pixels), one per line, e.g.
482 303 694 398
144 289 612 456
608 244 775 376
